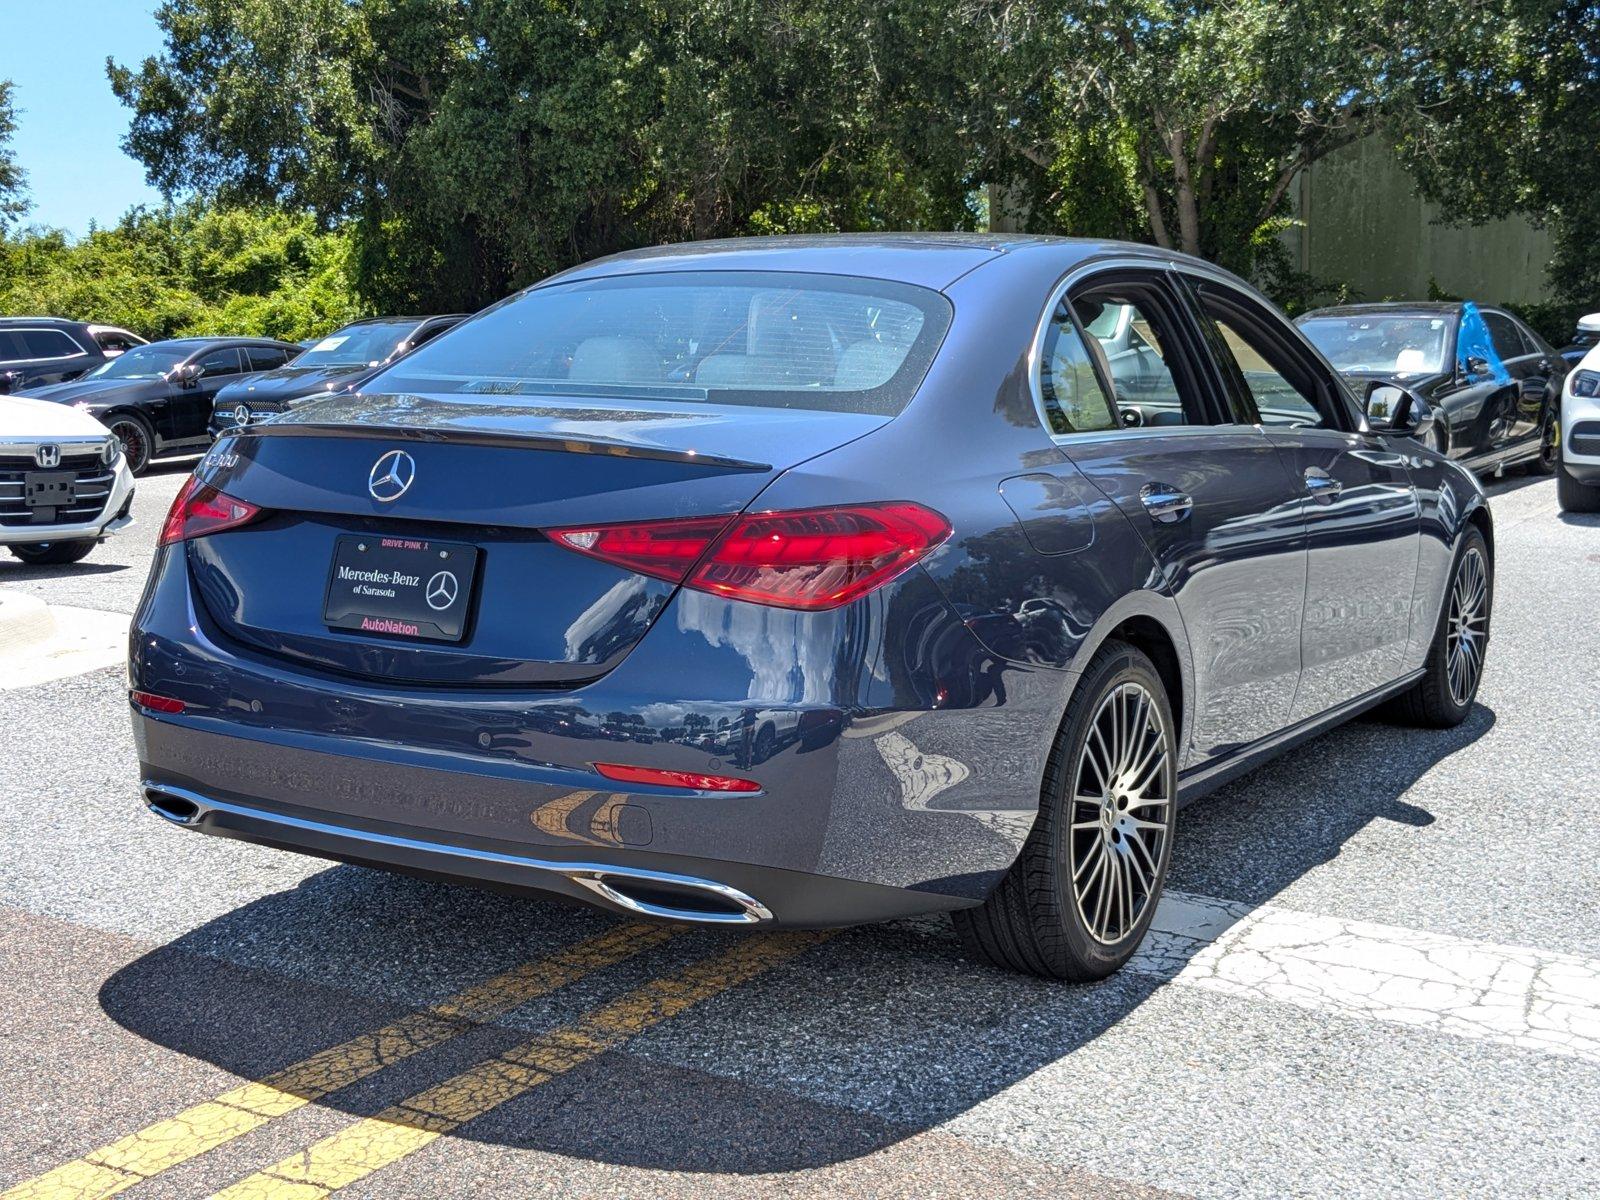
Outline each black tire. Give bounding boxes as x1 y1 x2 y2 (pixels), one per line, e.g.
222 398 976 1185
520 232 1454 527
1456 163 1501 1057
1386 526 1490 728
106 413 155 476
952 639 1177 980
7 540 96 565
1557 464 1600 513
1525 406 1558 476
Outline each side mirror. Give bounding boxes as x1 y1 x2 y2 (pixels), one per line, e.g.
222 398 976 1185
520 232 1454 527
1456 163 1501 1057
1463 355 1491 379
172 363 203 388
1577 313 1600 336
1366 382 1436 445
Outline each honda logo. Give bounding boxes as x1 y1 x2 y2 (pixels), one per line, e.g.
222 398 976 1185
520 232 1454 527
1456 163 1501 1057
35 444 61 469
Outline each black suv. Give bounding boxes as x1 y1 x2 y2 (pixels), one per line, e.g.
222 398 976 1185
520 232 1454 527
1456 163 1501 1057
210 315 467 435
0 317 148 394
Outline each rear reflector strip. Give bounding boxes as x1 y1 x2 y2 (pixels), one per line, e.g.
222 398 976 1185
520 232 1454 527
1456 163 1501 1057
592 763 761 793
130 690 186 714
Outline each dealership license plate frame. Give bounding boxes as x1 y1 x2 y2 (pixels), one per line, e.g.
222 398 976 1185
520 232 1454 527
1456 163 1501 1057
322 534 481 643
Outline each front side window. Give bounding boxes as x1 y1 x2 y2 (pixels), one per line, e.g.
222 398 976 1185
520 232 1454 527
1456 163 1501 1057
1196 285 1332 428
1483 311 1534 362
195 348 244 377
371 272 952 416
1038 302 1118 435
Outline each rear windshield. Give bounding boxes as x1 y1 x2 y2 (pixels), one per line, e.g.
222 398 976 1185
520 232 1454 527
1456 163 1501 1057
369 271 953 415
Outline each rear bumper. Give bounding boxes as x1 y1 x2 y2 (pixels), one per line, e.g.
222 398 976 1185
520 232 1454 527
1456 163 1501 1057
135 771 971 928
130 545 1067 922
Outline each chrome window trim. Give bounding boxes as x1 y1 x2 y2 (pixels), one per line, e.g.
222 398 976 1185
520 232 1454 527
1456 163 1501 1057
0 325 92 365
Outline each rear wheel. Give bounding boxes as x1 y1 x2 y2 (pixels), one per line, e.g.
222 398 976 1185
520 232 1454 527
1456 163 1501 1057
1558 464 1600 512
7 540 96 565
1387 527 1490 727
952 640 1176 979
1526 407 1558 475
107 413 154 476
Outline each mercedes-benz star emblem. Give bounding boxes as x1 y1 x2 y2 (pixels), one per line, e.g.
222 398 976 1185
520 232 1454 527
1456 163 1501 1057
367 450 416 503
35 443 61 469
233 404 252 426
425 570 459 611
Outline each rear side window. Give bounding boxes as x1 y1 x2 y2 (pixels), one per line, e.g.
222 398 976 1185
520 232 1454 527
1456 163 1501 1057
1037 302 1118 434
247 347 292 370
94 329 144 354
372 272 953 416
16 328 85 359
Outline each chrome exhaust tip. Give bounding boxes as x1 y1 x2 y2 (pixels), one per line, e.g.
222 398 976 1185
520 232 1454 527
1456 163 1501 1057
144 786 205 826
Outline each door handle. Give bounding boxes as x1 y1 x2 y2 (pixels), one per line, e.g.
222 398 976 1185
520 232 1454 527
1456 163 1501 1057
1139 483 1193 523
1304 467 1343 501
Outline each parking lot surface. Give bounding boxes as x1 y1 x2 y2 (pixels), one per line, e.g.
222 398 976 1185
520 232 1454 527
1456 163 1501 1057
2 464 1597 1199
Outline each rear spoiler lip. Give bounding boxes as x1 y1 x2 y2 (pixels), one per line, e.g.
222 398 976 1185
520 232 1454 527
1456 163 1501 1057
232 421 774 473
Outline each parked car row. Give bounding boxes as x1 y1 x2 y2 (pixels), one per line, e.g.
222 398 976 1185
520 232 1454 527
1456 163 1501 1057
0 313 466 564
1296 300 1600 512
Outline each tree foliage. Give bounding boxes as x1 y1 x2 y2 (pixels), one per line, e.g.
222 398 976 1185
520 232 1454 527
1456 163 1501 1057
1395 0 1600 302
0 80 29 231
0 204 359 340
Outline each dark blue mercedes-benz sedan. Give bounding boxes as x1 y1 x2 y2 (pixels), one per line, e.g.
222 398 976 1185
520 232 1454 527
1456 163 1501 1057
130 235 1493 978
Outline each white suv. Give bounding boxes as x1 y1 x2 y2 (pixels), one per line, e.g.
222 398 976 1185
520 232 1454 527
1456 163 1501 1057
1559 333 1600 513
1 392 136 565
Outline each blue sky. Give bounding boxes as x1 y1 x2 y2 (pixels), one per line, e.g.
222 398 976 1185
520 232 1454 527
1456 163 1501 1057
2 2 167 235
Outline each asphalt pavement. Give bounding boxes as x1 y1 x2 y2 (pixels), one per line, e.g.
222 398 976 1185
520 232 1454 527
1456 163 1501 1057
2 461 1597 1199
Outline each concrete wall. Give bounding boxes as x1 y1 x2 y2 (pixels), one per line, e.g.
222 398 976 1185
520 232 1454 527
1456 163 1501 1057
1289 137 1555 305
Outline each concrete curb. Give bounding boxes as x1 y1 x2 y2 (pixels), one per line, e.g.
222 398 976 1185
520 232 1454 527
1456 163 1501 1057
0 589 57 653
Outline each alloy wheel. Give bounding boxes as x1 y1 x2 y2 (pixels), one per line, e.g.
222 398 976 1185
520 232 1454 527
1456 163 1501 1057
1446 547 1489 707
1067 681 1171 945
110 420 148 473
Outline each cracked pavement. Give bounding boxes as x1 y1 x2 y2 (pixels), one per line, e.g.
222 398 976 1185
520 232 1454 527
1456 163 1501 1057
1 464 1597 1199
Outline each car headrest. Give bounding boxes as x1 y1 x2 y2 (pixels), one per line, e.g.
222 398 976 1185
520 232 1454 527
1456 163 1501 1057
569 337 661 383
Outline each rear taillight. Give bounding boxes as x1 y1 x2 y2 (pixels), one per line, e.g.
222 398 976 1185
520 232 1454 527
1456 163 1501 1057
159 476 263 545
549 502 950 611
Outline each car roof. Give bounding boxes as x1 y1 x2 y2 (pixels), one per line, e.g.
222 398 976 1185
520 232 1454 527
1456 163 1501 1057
1301 302 1463 319
541 233 1208 293
338 315 470 327
150 336 302 350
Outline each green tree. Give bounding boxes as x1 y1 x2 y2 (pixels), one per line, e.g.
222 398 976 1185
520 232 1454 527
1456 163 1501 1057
109 0 978 311
0 80 29 231
0 203 359 340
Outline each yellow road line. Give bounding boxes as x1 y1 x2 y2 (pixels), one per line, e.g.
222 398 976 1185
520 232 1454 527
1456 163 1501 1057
208 932 828 1200
1 923 675 1200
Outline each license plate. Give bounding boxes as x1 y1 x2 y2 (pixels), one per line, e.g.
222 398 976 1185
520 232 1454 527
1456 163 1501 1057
322 535 480 643
24 471 75 509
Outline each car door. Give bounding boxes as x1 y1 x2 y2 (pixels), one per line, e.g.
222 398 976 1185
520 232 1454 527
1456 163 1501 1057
1051 268 1309 761
1184 275 1420 722
1484 309 1556 448
177 346 247 441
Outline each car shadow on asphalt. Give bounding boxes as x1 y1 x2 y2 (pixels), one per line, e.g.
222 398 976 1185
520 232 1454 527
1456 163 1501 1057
96 704 1494 1171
